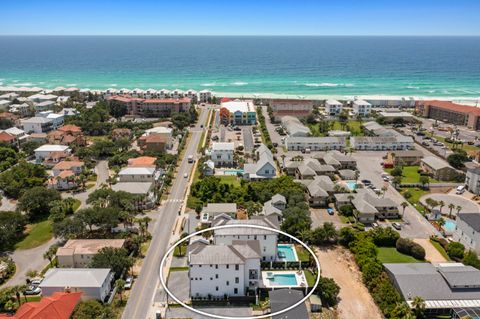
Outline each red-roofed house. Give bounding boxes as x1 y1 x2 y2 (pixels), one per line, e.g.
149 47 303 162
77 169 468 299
0 291 81 319
416 100 480 130
0 132 16 145
137 134 168 153
107 95 191 117
128 156 157 167
52 161 85 176
48 170 78 190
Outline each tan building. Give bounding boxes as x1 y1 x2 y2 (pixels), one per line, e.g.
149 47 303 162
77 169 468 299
416 100 480 130
269 99 313 121
384 150 423 167
107 95 191 117
420 156 459 181
56 239 125 268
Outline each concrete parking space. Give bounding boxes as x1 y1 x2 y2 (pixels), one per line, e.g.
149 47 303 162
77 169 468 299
167 270 190 302
171 256 187 268
166 306 253 319
419 193 480 215
310 208 345 229
242 126 254 152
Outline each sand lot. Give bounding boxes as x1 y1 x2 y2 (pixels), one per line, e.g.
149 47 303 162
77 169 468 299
316 246 382 319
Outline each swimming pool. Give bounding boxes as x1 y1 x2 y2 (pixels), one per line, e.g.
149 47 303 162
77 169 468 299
443 219 457 232
277 244 298 262
345 181 357 191
265 273 298 286
224 169 244 175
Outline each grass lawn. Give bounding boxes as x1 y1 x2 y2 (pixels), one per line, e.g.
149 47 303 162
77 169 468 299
72 199 81 212
169 266 189 273
15 220 53 250
435 135 480 153
295 245 311 262
430 239 451 261
377 247 422 263
187 174 240 208
218 175 241 187
386 166 439 184
401 187 429 214
309 120 363 137
304 269 317 287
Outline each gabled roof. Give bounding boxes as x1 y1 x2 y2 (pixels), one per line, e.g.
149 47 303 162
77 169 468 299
422 156 453 171
128 156 157 167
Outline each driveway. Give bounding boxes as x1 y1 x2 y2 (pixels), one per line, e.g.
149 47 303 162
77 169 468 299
413 238 447 263
353 151 439 239
167 270 190 302
242 127 254 153
316 246 382 319
166 307 253 319
310 208 345 229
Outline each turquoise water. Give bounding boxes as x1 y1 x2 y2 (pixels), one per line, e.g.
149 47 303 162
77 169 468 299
268 274 298 286
277 244 298 262
224 169 244 175
346 181 357 191
443 219 457 232
0 36 480 98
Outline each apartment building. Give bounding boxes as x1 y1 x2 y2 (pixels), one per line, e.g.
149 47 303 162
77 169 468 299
350 135 414 151
325 99 343 116
219 100 256 125
281 116 311 137
269 99 313 121
21 117 53 133
416 100 480 130
56 239 125 268
210 142 235 167
352 99 372 115
107 95 191 117
284 136 346 152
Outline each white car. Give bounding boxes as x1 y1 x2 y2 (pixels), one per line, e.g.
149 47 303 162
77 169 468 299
183 173 188 178
124 277 134 290
24 286 41 295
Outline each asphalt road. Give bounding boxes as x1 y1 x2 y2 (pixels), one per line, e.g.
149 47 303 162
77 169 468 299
242 126 254 152
122 107 209 319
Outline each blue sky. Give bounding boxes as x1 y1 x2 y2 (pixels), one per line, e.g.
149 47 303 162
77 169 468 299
2 0 480 36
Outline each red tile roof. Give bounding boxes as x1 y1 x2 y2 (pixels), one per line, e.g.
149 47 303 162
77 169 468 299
0 132 16 143
421 100 480 116
58 124 82 133
53 161 84 170
128 156 156 167
0 292 81 319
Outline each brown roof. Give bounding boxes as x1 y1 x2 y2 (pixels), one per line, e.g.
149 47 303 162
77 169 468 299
128 156 156 167
57 170 75 179
58 124 82 133
53 161 84 170
108 95 191 104
56 239 125 256
0 132 16 142
421 100 480 116
47 151 71 160
140 134 168 143
0 112 18 121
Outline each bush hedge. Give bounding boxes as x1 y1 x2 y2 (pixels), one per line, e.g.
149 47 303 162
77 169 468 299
396 238 425 260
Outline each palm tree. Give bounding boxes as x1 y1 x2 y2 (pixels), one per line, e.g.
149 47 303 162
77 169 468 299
438 200 445 214
347 195 355 203
298 229 312 244
115 279 126 303
437 217 446 229
381 185 388 198
419 176 430 189
411 296 426 318
448 203 455 219
425 198 438 212
456 205 462 216
400 201 409 217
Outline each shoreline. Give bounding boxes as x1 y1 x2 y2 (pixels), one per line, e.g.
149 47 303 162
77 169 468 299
1 85 479 105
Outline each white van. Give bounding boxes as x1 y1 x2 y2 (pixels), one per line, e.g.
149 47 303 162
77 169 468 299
456 185 466 194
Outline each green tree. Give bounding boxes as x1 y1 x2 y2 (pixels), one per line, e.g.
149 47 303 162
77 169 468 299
281 207 311 237
448 203 455 219
419 176 430 189
390 166 403 177
115 278 126 302
17 187 61 221
447 242 465 260
400 201 408 217
0 211 26 252
43 244 59 267
319 277 340 307
0 161 47 198
90 247 133 277
72 300 115 319
411 296 426 318
447 152 468 169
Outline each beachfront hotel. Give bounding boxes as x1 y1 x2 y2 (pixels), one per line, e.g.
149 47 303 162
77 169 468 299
106 95 191 117
416 100 480 131
219 99 256 125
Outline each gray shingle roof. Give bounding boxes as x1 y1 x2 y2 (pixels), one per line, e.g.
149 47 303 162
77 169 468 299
214 217 279 236
111 182 153 195
189 241 261 265
202 203 237 215
422 156 453 171
458 213 480 232
269 289 309 319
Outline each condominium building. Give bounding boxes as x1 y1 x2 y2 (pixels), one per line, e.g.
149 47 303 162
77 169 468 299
352 99 372 115
416 100 480 130
284 136 346 152
466 167 480 194
21 117 53 133
269 99 313 121
199 90 212 103
325 99 343 116
210 142 235 167
106 95 191 117
350 135 414 151
219 100 256 125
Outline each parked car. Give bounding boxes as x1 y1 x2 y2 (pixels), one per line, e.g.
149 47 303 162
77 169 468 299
272 142 278 147
30 279 42 286
382 176 390 182
327 208 334 216
24 286 41 295
456 185 466 194
124 277 134 290
361 179 371 185
392 222 402 230
372 222 379 229
422 142 430 146
183 173 188 178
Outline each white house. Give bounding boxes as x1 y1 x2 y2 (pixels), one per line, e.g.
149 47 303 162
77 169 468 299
350 136 414 151
56 239 125 268
118 167 157 183
199 90 212 103
188 241 261 298
281 116 311 137
243 144 276 180
325 99 343 116
466 167 480 195
21 117 53 133
47 113 65 129
28 93 58 103
213 218 279 261
352 99 372 115
261 194 287 222
210 142 235 167
34 144 70 162
453 213 480 254
284 136 346 152
39 268 114 301
111 182 155 209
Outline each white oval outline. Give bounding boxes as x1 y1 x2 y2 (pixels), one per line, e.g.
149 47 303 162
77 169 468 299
159 224 321 319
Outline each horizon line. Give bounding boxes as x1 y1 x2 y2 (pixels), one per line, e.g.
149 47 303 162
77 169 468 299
1 34 480 37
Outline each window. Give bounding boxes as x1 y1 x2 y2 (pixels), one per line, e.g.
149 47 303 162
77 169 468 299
215 274 218 279
226 265 229 269
235 277 239 284
215 265 218 269
226 281 229 286
235 264 239 271
216 286 219 291
234 288 238 294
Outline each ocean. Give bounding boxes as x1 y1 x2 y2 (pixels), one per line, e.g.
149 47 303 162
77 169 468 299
0 36 479 98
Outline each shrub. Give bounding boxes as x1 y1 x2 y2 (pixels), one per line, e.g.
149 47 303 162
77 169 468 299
339 204 354 217
447 242 465 260
371 227 400 247
396 238 425 260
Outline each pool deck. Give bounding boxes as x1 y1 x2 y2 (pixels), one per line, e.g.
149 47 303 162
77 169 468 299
261 270 307 289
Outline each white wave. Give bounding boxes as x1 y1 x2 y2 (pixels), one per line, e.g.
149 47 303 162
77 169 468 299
110 84 118 87
201 83 227 87
66 83 77 87
230 81 248 86
304 82 354 88
16 82 34 86
405 85 420 90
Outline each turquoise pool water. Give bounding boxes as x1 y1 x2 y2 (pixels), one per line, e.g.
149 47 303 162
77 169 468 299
277 245 298 262
224 169 244 175
443 219 457 232
346 181 357 191
268 274 298 286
